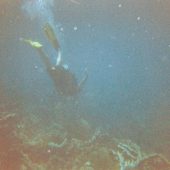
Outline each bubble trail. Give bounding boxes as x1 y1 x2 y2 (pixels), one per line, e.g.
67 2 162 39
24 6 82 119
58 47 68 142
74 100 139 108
22 0 55 26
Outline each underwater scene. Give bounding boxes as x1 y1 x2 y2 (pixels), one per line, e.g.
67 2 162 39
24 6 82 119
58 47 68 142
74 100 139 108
0 0 170 169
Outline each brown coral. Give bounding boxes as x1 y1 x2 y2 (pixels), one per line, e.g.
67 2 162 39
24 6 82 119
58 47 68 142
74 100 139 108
135 154 170 170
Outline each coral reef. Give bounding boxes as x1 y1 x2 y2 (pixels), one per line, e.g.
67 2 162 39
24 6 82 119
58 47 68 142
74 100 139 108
0 111 170 170
0 112 22 170
134 154 170 170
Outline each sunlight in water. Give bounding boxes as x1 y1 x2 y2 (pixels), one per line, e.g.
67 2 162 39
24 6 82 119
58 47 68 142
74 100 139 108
22 0 54 25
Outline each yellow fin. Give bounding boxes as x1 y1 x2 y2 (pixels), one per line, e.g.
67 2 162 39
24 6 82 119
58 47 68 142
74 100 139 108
21 38 43 48
43 23 60 51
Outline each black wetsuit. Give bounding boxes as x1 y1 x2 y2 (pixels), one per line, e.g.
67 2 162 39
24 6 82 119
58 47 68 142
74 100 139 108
48 65 79 96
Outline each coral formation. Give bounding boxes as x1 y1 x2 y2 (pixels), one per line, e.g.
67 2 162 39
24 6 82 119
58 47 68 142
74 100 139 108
0 111 170 170
135 154 170 170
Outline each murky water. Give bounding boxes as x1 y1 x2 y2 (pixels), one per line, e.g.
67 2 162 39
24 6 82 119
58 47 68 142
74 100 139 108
0 0 170 169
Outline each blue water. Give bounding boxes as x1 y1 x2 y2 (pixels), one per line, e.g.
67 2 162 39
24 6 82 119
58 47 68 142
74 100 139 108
0 0 170 157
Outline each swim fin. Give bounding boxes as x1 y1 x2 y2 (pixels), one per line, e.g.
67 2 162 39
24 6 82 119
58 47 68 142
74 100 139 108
21 38 43 48
43 23 60 51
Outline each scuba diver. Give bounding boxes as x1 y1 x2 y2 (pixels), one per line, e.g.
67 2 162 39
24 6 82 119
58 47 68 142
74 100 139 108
22 23 88 97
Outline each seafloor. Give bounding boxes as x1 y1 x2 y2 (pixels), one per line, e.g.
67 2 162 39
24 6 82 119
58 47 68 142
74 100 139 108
0 103 170 170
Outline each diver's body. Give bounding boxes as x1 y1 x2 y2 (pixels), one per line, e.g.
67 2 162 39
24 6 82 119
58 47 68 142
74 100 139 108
23 23 87 97
37 47 87 96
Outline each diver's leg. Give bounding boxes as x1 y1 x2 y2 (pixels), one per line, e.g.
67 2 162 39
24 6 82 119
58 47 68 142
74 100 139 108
43 23 63 66
36 48 53 70
21 38 53 70
56 49 62 66
43 23 61 51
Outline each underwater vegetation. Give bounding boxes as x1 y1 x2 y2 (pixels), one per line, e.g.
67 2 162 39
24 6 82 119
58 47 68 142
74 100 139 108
0 110 170 170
